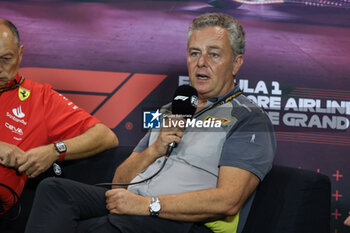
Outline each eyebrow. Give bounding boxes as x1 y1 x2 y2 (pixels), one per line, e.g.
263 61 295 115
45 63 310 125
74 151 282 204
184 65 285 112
208 46 222 50
0 52 13 57
188 47 200 51
188 46 222 51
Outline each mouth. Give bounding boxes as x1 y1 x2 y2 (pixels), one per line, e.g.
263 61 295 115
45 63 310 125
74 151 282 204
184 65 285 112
196 74 210 80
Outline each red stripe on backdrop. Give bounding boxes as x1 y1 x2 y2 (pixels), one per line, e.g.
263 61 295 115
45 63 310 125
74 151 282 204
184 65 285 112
276 138 350 146
288 94 350 100
63 93 106 114
276 132 350 146
293 87 350 94
94 73 167 128
289 87 350 100
19 67 130 93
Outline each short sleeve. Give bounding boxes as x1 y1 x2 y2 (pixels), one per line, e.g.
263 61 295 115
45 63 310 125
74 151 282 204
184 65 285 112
42 85 101 142
219 111 276 181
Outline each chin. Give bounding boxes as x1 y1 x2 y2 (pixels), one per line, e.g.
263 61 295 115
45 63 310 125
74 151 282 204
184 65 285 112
197 89 212 98
194 83 210 92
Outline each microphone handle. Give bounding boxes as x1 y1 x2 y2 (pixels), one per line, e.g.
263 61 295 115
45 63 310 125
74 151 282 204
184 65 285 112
166 142 177 156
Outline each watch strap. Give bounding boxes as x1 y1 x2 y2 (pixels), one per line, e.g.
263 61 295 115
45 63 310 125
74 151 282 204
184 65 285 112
54 141 67 162
58 152 66 162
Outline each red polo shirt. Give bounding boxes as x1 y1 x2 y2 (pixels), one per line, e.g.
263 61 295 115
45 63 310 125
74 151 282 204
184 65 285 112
0 73 101 213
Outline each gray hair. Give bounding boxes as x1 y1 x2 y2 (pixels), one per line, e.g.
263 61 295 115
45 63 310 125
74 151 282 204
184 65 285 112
187 13 245 56
0 18 20 47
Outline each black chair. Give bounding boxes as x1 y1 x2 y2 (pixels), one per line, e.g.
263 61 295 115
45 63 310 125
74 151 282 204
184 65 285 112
242 165 331 233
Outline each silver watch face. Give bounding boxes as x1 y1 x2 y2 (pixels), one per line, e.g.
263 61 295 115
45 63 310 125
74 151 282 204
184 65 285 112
150 202 161 212
53 163 62 176
55 142 67 153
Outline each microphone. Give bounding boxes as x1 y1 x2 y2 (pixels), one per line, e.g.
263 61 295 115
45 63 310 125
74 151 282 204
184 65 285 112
172 85 198 116
166 85 198 156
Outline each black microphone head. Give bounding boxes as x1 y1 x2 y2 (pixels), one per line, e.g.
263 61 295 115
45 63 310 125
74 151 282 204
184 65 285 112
172 85 198 117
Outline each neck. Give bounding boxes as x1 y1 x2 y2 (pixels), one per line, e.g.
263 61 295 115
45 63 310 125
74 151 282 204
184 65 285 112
195 83 236 112
195 97 208 113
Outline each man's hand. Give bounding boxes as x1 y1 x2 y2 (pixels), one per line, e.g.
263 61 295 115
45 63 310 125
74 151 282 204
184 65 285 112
151 116 185 157
345 212 350 226
105 189 150 216
16 145 58 178
0 141 25 168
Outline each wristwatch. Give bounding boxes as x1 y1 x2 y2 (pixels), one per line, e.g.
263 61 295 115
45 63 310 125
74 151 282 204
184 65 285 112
149 197 161 216
54 141 67 162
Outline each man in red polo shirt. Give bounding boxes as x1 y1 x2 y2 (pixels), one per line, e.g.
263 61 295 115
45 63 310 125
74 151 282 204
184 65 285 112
0 18 119 214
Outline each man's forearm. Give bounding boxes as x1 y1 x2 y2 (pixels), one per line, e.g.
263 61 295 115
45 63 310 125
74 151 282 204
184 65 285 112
106 186 238 222
61 123 118 160
112 145 161 186
157 188 236 222
16 123 118 178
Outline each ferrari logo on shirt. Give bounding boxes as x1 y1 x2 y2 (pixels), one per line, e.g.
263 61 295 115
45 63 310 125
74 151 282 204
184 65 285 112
18 87 31 101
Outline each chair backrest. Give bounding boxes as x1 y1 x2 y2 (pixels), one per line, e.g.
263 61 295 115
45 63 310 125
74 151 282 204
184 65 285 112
242 165 331 233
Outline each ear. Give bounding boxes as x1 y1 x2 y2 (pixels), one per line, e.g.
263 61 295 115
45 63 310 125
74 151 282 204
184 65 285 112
18 45 24 63
232 54 243 77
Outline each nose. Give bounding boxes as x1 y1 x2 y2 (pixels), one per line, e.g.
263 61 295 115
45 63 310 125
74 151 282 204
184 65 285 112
197 54 207 67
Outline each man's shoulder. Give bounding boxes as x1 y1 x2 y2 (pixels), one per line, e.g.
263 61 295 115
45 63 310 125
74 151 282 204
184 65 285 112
232 94 261 110
228 94 271 124
22 78 52 89
21 78 53 95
